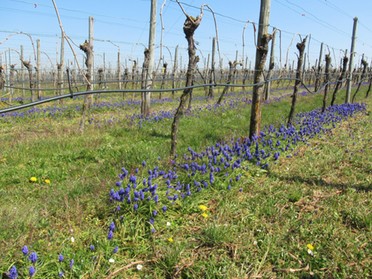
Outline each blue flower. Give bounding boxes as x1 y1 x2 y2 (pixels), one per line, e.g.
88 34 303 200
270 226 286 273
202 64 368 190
29 252 38 264
113 246 119 253
274 152 280 160
22 245 29 255
69 259 74 269
8 265 18 279
108 230 114 240
58 271 64 277
90 245 95 251
29 266 36 277
133 203 139 211
129 174 136 184
109 222 115 231
58 253 64 262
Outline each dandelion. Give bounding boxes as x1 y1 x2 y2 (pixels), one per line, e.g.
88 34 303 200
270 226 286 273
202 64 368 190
307 243 315 251
29 177 37 183
44 179 51 184
29 266 36 277
22 245 29 255
167 237 174 243
136 264 143 271
201 212 209 218
29 252 38 264
307 243 315 256
198 205 208 211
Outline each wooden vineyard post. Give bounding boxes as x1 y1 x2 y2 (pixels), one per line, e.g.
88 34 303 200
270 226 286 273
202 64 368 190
314 42 323 92
57 29 64 104
117 49 122 90
131 60 137 99
249 0 271 139
287 36 307 126
36 39 41 100
141 48 150 115
170 3 203 157
264 27 276 101
9 64 15 103
346 17 358 103
208 37 216 98
321 54 331 113
142 0 157 117
20 45 25 99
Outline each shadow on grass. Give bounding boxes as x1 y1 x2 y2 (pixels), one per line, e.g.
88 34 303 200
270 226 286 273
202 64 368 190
271 173 372 192
149 129 170 139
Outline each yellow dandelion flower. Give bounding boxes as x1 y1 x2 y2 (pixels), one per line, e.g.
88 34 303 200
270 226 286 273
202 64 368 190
201 212 209 218
307 243 314 251
167 237 174 243
198 205 208 211
44 179 51 184
29 177 38 183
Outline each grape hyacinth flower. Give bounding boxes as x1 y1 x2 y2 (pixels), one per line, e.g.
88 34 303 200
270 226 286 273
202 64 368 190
58 254 64 262
109 222 115 231
8 265 18 279
113 246 119 253
58 271 64 278
22 245 29 255
29 266 36 277
108 230 114 240
29 252 38 264
69 259 74 269
90 245 95 251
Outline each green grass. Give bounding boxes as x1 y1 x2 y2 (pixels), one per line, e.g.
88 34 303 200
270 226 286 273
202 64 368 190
0 85 371 278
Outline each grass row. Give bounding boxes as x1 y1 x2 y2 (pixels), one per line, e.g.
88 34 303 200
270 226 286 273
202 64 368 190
0 86 370 278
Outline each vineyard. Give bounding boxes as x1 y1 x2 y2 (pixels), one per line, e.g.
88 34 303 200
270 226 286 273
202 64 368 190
1 0 371 278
